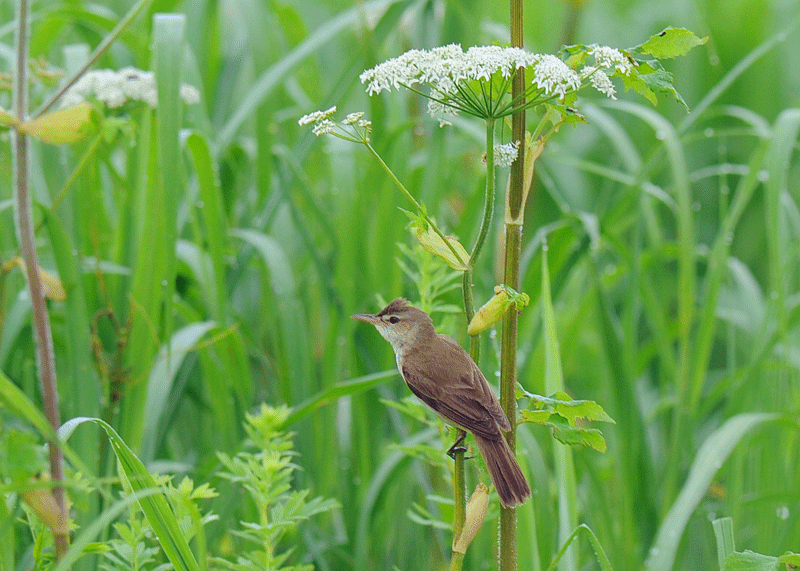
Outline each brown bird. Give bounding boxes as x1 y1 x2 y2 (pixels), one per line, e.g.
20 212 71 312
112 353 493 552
352 297 530 508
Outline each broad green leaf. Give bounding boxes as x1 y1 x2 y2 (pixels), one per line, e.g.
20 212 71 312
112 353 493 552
63 418 202 571
529 391 615 425
542 416 608 453
640 27 708 59
520 409 551 423
723 550 779 571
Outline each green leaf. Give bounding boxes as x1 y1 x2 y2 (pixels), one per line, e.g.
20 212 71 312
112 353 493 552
16 103 94 144
542 416 608 453
723 550 779 571
519 409 552 423
526 391 615 425
645 413 781 571
712 517 737 571
778 553 800 568
640 27 708 59
60 418 202 571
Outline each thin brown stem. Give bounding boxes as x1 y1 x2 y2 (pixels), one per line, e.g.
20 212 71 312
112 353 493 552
13 0 68 560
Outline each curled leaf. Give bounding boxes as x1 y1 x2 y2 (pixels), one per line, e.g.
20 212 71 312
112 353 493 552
7 257 66 300
413 226 470 271
21 476 69 534
0 106 18 128
452 483 489 553
17 103 93 144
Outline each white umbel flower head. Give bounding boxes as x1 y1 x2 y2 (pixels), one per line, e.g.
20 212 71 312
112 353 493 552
61 66 200 108
298 107 372 142
582 67 617 99
530 54 581 100
588 46 633 75
493 141 520 167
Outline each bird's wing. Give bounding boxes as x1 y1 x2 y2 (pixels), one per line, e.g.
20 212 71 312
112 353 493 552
400 336 511 438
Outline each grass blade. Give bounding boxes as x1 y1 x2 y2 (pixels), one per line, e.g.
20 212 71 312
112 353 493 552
645 413 780 571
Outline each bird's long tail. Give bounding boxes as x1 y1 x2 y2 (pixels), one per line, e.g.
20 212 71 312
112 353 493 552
473 433 531 508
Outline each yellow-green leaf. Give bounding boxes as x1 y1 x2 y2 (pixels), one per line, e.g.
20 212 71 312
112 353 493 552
0 106 18 127
413 226 470 271
17 103 93 144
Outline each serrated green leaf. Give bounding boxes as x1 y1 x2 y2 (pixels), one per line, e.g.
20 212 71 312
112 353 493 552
640 27 708 59
545 417 608 452
778 553 800 567
520 409 552 423
723 550 779 571
628 67 689 110
622 73 658 105
527 391 615 425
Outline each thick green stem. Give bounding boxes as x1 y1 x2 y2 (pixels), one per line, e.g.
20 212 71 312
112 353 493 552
453 118 497 559
499 1 526 568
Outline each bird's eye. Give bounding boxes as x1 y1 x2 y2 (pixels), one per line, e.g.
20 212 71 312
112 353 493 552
388 316 400 324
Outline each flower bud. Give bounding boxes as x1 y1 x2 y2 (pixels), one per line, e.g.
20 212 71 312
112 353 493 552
468 285 531 335
453 483 489 554
468 286 509 335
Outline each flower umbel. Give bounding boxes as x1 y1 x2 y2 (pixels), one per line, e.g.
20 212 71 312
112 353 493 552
298 107 372 142
492 141 520 168
60 66 200 108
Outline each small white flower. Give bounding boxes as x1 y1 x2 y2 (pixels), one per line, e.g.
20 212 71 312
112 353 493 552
311 119 336 136
530 54 581 100
61 66 200 108
583 67 617 99
427 99 458 127
343 112 365 125
588 46 633 75
180 84 201 105
298 106 337 126
493 141 520 167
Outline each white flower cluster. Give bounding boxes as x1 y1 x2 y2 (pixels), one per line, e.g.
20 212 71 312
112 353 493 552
360 44 580 102
298 105 337 136
529 54 581 99
578 46 635 100
588 46 633 75
493 141 520 168
60 67 200 109
298 106 372 139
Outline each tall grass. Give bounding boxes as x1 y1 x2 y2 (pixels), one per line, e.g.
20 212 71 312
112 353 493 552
0 0 799 570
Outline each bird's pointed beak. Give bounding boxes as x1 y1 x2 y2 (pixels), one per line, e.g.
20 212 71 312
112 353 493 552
351 313 379 325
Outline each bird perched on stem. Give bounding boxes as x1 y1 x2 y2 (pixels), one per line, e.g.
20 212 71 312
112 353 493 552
352 298 530 508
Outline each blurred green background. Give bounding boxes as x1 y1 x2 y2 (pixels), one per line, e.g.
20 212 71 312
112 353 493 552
1 0 799 569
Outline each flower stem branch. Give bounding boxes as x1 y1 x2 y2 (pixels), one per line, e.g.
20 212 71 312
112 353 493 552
364 142 469 270
35 0 154 116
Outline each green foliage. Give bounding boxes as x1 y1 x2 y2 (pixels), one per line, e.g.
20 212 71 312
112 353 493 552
712 517 800 571
520 390 615 453
214 405 339 571
1 0 799 570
